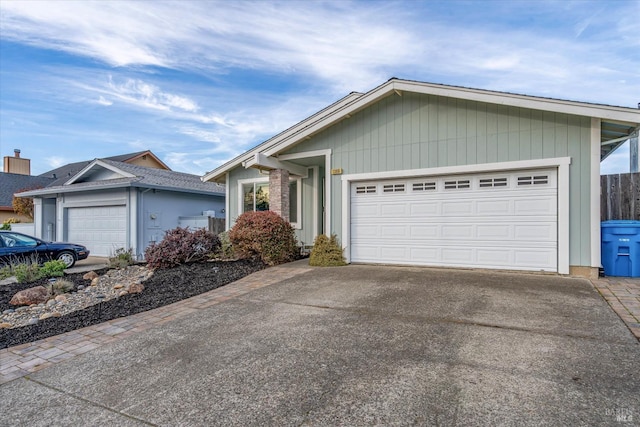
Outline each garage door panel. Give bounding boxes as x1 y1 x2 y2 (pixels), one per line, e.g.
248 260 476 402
442 201 473 215
409 225 439 238
476 224 512 240
514 224 557 240
514 198 556 214
351 168 558 272
476 199 511 215
379 203 408 217
410 202 439 216
380 225 409 238
441 224 474 239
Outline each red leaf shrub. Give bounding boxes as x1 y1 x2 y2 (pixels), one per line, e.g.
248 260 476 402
229 211 298 265
144 227 221 269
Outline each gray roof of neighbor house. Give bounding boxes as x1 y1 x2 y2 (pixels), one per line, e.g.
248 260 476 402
38 151 168 186
0 173 55 208
18 159 225 197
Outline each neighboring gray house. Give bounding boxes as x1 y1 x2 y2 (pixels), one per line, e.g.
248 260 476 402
19 158 225 258
203 78 640 278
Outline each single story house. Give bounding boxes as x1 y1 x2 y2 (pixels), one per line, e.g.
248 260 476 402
18 158 225 258
203 78 640 277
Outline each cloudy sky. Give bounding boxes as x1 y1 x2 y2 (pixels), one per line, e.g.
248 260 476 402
1 0 638 176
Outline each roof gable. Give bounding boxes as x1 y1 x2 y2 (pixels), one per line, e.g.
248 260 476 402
18 159 225 198
39 150 169 186
202 79 640 182
65 160 136 185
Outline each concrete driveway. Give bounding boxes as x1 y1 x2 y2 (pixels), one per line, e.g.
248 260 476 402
3 264 639 426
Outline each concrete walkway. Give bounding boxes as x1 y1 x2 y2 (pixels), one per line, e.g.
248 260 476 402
1 261 313 384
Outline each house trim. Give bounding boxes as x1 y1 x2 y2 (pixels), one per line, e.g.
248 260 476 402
590 118 602 268
341 157 571 274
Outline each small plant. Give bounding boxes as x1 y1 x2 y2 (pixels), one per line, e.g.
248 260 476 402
47 278 74 296
229 211 298 266
109 247 135 269
309 234 347 266
13 262 43 284
0 218 19 230
0 265 13 280
214 231 235 260
144 227 221 269
40 260 66 278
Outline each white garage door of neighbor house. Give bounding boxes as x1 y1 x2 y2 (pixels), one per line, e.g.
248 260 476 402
67 206 127 257
350 169 558 272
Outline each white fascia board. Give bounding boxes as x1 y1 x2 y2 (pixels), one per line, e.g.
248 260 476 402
201 92 363 182
394 80 640 123
65 159 136 185
16 182 133 197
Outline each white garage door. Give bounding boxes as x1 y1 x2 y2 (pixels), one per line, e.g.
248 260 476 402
350 169 558 272
67 206 127 257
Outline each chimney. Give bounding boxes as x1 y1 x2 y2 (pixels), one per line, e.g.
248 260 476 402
3 149 31 175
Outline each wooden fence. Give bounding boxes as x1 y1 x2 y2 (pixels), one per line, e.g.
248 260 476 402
601 172 640 221
208 217 226 234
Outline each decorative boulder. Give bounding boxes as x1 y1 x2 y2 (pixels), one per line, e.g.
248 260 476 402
83 271 99 280
10 286 49 306
127 283 144 294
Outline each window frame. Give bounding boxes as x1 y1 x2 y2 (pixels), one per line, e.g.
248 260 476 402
238 176 302 229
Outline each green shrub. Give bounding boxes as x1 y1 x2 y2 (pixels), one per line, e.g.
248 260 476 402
0 265 13 280
40 260 66 278
145 227 221 269
47 278 74 296
214 231 235 260
109 247 135 269
1 218 19 230
13 263 42 283
229 211 298 266
309 234 346 266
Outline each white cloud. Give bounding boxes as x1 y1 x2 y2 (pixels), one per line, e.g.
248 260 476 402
97 96 112 106
46 156 67 169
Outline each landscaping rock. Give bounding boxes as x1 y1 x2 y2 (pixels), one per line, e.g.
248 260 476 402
91 278 100 286
39 313 53 320
113 284 124 290
10 286 49 306
0 322 12 329
127 283 144 294
55 295 67 302
83 271 99 280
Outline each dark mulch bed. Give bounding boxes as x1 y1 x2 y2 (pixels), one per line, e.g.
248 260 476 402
0 259 265 349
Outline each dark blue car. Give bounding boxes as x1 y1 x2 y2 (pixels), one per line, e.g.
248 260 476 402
0 231 90 268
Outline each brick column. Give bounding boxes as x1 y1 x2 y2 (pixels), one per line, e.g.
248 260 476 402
269 168 290 222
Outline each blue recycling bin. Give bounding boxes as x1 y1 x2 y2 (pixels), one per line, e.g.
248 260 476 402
601 220 640 277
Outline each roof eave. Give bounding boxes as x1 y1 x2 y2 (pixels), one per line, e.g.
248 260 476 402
202 78 640 182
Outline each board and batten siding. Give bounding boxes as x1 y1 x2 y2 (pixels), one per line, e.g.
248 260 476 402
282 92 594 268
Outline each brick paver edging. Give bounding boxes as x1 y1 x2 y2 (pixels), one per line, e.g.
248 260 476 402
0 265 313 384
591 276 640 340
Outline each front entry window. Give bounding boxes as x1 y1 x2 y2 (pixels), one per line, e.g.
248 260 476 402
240 179 300 228
243 182 270 212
